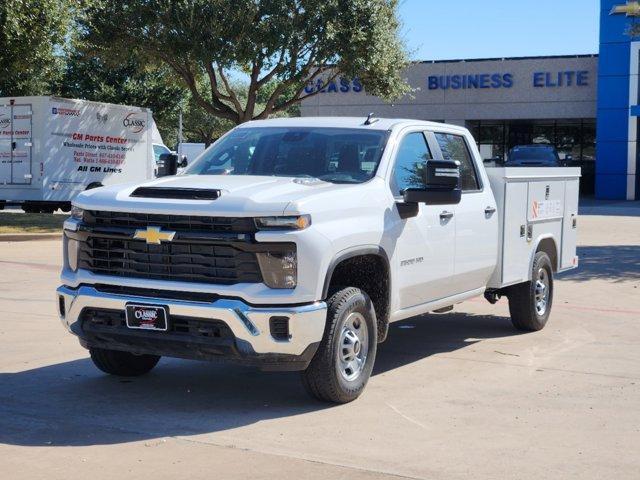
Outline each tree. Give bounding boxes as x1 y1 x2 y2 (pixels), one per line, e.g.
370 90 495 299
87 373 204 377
56 51 188 145
0 0 78 96
82 0 409 124
180 75 301 146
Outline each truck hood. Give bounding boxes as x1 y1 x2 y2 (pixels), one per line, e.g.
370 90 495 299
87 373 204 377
74 174 363 216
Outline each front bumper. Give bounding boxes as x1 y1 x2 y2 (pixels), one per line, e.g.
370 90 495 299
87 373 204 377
56 285 327 371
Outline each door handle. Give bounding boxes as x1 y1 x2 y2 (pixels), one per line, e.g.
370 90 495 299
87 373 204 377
484 206 496 215
439 211 454 220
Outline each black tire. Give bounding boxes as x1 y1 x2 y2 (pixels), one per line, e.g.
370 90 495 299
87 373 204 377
89 347 160 376
507 251 554 331
301 287 377 403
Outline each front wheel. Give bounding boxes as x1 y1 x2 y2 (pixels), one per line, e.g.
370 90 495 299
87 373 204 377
90 347 160 376
302 287 377 403
507 251 554 331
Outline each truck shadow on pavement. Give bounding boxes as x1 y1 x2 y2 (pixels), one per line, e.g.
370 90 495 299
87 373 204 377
0 311 517 447
558 245 640 282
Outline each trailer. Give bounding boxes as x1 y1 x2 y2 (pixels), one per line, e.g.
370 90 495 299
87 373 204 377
0 96 161 212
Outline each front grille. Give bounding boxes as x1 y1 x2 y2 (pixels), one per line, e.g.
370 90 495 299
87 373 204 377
78 237 263 284
85 210 257 234
80 308 233 339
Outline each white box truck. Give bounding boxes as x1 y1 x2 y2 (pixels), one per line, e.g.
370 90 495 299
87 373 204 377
0 96 164 213
56 117 580 403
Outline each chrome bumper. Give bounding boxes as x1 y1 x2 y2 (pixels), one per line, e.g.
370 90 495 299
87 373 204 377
56 285 327 356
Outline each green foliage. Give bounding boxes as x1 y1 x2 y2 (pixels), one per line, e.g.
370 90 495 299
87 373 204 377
57 51 188 145
0 0 78 96
82 0 410 124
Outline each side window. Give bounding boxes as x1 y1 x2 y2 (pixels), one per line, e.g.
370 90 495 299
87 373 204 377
153 145 169 162
392 132 432 195
434 133 480 191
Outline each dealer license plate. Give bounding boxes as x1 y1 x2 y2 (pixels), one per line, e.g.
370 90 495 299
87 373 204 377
125 304 168 331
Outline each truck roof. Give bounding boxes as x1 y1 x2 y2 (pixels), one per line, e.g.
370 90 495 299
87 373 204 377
239 116 468 132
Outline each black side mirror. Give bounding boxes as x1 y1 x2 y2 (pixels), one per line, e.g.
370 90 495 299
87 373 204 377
179 155 188 168
157 153 179 177
400 160 462 212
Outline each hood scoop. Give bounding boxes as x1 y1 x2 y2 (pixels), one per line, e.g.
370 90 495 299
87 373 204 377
130 187 221 200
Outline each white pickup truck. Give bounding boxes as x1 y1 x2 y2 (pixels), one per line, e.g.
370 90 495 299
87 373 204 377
57 117 580 403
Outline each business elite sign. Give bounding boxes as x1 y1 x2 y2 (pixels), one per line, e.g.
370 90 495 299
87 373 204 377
427 71 589 90
597 0 640 200
307 71 590 94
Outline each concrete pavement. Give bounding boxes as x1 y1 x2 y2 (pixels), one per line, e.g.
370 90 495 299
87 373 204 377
0 215 639 479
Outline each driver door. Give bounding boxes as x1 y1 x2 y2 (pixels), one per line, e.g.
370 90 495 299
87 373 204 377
391 130 457 309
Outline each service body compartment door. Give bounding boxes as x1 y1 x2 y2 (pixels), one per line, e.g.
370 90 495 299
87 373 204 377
0 105 12 184
10 105 33 185
561 179 579 269
0 104 33 185
501 181 531 285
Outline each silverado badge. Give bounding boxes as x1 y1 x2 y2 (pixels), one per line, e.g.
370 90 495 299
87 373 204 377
133 226 176 245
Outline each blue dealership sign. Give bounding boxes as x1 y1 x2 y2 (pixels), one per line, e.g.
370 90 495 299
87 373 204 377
532 71 590 87
427 73 513 90
304 77 363 94
597 0 640 200
427 71 591 90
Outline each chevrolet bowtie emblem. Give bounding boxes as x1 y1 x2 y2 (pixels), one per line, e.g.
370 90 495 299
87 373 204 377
611 1 640 16
133 226 176 245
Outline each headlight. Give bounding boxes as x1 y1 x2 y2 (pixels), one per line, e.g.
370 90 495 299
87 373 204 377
70 206 84 221
256 250 297 289
255 215 311 231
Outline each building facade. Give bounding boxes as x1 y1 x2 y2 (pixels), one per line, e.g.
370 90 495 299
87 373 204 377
301 55 598 194
300 1 640 199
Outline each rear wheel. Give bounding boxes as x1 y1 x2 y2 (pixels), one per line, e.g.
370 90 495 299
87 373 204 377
302 287 377 403
507 251 554 331
90 347 160 376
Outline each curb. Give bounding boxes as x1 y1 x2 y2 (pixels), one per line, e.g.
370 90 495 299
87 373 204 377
0 233 62 242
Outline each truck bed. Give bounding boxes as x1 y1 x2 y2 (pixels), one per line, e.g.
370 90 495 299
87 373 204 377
486 167 581 289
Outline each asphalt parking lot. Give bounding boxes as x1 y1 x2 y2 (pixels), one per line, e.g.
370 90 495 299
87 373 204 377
1 213 639 480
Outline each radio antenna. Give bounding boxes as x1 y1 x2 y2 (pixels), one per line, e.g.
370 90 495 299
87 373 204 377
364 112 379 125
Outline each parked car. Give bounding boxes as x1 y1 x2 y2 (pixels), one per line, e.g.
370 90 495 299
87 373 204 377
507 144 567 167
57 117 580 403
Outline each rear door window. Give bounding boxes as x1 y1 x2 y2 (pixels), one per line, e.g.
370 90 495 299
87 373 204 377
434 133 480 191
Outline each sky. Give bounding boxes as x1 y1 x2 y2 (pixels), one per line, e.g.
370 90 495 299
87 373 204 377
397 0 600 61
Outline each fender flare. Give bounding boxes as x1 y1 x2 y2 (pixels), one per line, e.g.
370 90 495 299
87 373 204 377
321 245 391 299
529 234 558 279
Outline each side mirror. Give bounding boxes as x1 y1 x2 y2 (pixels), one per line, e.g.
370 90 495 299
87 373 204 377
179 155 188 168
402 160 462 207
157 153 179 177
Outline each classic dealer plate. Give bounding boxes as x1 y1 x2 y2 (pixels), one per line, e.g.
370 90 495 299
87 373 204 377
125 304 169 331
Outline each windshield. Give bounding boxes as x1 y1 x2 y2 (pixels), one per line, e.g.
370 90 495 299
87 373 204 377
508 146 559 164
185 127 388 184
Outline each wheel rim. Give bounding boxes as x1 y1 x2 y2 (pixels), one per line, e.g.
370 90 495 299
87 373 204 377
337 312 369 382
534 268 550 316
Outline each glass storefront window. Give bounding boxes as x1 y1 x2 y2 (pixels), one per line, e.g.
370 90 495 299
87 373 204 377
468 119 596 194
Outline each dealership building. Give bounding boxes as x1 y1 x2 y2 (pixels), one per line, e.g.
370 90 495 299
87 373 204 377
301 1 640 200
